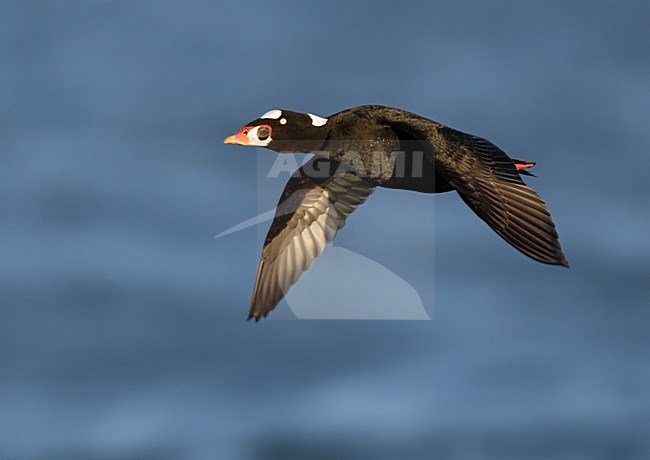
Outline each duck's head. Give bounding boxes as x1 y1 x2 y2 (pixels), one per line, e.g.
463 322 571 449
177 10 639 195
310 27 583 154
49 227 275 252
224 109 330 153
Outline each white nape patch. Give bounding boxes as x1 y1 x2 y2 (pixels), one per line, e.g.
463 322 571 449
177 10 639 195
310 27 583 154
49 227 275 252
280 118 287 125
260 109 282 120
308 113 328 127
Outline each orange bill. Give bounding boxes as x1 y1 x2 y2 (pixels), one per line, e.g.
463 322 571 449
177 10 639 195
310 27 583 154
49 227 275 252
223 127 251 145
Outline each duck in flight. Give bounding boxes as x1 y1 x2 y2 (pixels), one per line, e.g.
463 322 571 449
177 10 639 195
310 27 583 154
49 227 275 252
224 105 568 321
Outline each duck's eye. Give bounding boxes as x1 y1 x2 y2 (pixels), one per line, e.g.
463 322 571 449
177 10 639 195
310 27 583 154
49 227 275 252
257 126 270 140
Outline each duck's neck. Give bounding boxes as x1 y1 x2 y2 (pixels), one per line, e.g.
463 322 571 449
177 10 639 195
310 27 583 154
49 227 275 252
275 125 332 154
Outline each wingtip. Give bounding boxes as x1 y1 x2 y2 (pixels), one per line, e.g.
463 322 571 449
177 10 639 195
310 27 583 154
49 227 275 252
247 313 260 322
556 250 570 268
549 254 569 268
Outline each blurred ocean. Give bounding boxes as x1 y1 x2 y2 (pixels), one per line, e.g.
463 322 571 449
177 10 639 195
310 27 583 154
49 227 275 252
1 1 649 458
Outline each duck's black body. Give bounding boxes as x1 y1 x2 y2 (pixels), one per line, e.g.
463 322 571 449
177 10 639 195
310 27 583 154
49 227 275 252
225 105 568 320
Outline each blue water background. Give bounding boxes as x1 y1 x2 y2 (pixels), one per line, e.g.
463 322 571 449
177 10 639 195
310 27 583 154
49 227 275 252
1 1 649 458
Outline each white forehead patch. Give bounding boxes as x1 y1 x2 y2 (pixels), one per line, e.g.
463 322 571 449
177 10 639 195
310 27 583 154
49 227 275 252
260 109 282 119
308 113 328 127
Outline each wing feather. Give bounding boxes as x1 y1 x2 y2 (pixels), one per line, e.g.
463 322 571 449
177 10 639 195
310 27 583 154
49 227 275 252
369 106 568 266
249 158 375 320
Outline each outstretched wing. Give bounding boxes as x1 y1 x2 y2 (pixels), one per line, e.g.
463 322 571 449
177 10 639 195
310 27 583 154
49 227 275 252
369 105 568 266
250 157 375 321
435 129 568 266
